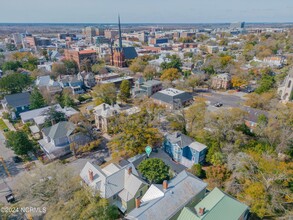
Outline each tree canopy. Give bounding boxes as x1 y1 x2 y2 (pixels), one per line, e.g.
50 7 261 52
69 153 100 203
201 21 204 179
6 131 33 155
160 55 182 71
30 87 47 110
119 80 131 102
255 74 275 94
143 65 157 80
138 158 170 184
93 83 117 105
1 61 21 72
160 68 181 83
62 59 78 75
52 63 67 76
108 109 163 158
43 107 66 128
0 72 32 94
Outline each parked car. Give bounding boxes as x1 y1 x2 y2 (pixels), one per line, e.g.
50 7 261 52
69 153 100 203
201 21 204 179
5 193 15 203
214 102 223 107
246 88 255 93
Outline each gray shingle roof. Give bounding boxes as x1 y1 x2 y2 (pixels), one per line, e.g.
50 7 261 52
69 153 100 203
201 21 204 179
4 92 31 108
80 162 146 200
151 89 193 106
126 171 207 220
42 121 75 139
166 132 194 148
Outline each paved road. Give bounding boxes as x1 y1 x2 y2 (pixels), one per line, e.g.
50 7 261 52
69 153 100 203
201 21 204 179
0 132 24 179
198 91 268 118
0 130 28 203
201 92 244 108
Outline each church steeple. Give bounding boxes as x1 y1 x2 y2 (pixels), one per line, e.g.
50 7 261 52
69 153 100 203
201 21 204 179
118 14 123 50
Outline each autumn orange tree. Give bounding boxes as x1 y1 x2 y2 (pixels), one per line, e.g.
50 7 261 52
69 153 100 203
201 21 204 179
205 164 231 189
107 109 163 158
160 68 181 84
231 75 248 88
227 151 293 218
219 55 233 68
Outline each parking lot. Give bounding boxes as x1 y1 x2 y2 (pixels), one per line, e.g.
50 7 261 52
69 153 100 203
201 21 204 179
200 91 246 108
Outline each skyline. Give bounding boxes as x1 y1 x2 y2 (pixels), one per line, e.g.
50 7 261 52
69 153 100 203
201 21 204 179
1 0 293 23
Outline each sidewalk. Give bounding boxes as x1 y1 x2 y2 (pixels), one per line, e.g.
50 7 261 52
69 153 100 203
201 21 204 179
3 119 16 131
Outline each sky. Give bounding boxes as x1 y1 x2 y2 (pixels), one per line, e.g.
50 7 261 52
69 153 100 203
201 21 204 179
1 0 293 23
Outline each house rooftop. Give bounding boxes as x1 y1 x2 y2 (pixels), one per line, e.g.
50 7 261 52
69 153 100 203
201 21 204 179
4 92 31 108
189 141 208 152
80 161 145 201
143 80 162 87
166 132 194 149
99 76 133 84
178 187 249 220
42 121 75 139
159 88 185 97
20 104 78 123
151 88 193 106
94 103 121 118
20 105 52 122
126 171 207 220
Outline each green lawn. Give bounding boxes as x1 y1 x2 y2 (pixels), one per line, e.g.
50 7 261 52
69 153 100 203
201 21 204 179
0 119 9 131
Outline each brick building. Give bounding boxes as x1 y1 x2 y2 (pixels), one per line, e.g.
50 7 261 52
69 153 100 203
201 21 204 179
64 49 96 69
211 73 231 90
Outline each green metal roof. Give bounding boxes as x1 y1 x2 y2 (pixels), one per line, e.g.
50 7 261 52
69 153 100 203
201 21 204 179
177 187 249 220
177 207 197 220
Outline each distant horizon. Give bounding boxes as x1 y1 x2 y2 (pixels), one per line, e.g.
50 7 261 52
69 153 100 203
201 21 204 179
1 0 293 23
0 21 293 25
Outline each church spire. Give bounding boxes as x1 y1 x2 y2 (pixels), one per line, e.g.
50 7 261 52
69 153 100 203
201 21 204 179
118 14 122 50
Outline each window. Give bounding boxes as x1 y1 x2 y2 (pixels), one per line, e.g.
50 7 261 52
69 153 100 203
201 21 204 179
139 191 143 197
288 80 292 88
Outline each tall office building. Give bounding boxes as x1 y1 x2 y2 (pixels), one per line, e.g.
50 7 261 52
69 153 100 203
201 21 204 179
84 26 96 44
230 22 245 29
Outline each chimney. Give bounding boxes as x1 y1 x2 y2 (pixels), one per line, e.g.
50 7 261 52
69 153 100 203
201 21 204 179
163 180 168 190
128 167 132 175
135 197 141 208
198 207 205 216
103 103 106 111
88 169 94 182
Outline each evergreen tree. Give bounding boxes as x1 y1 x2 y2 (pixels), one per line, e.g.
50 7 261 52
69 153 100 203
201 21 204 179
30 87 46 110
6 131 33 155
